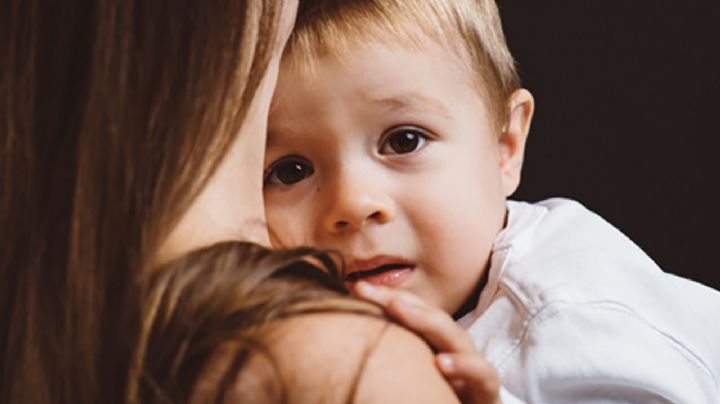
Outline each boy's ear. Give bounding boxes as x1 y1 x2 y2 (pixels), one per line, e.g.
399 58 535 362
499 89 534 197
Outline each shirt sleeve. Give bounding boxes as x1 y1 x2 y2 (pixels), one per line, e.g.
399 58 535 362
499 386 528 404
497 301 718 403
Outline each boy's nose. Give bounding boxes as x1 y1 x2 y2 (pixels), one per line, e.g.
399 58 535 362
321 177 395 235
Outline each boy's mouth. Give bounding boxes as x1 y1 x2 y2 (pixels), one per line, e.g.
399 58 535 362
344 256 414 287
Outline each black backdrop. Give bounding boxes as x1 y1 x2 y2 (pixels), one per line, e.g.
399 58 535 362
497 1 720 290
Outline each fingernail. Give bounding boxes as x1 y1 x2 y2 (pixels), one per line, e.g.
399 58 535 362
437 354 455 372
355 281 376 297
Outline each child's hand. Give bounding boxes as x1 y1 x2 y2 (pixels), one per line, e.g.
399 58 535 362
352 281 501 404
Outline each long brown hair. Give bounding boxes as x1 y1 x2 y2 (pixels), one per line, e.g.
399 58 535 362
137 242 383 403
1 1 285 403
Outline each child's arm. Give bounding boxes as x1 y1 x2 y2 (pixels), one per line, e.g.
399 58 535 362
353 281 502 404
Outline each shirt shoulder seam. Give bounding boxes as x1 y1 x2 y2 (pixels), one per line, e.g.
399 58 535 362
493 293 718 392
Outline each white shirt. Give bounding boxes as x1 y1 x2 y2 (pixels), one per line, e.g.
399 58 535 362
458 198 720 403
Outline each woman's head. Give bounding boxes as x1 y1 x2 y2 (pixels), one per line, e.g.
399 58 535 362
1 1 297 402
156 1 299 264
137 242 382 403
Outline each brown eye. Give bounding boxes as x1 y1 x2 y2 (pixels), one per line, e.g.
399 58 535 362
380 127 428 155
264 157 314 187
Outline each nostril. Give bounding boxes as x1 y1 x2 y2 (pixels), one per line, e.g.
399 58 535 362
369 210 385 222
328 204 392 233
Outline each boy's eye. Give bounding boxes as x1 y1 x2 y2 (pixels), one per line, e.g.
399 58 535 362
264 157 315 187
379 127 429 155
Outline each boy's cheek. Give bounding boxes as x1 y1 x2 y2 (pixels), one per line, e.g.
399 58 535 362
266 210 311 248
265 208 289 246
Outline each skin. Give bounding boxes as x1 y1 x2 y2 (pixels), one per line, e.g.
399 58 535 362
149 2 466 402
265 36 534 401
264 38 534 315
353 281 501 403
154 3 300 263
239 315 462 404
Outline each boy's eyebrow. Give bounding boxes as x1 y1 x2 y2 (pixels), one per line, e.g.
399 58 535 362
370 93 452 119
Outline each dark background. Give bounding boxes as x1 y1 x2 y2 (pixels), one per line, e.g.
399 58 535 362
497 1 720 290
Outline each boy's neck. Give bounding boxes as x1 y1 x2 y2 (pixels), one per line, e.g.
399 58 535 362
452 206 508 320
452 266 489 320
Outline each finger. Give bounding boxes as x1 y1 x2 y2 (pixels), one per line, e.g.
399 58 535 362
352 280 399 306
449 377 467 391
436 353 501 403
387 293 475 352
353 282 475 353
353 281 432 311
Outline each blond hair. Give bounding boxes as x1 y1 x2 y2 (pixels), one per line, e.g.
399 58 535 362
286 0 520 129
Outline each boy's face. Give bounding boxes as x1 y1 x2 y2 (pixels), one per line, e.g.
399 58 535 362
265 39 529 314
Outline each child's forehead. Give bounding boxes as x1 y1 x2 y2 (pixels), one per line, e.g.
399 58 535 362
280 33 484 111
271 40 491 139
284 0 519 131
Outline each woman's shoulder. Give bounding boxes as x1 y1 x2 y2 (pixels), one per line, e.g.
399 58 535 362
193 312 460 403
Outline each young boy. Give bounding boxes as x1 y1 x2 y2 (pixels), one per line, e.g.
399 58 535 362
263 0 720 401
